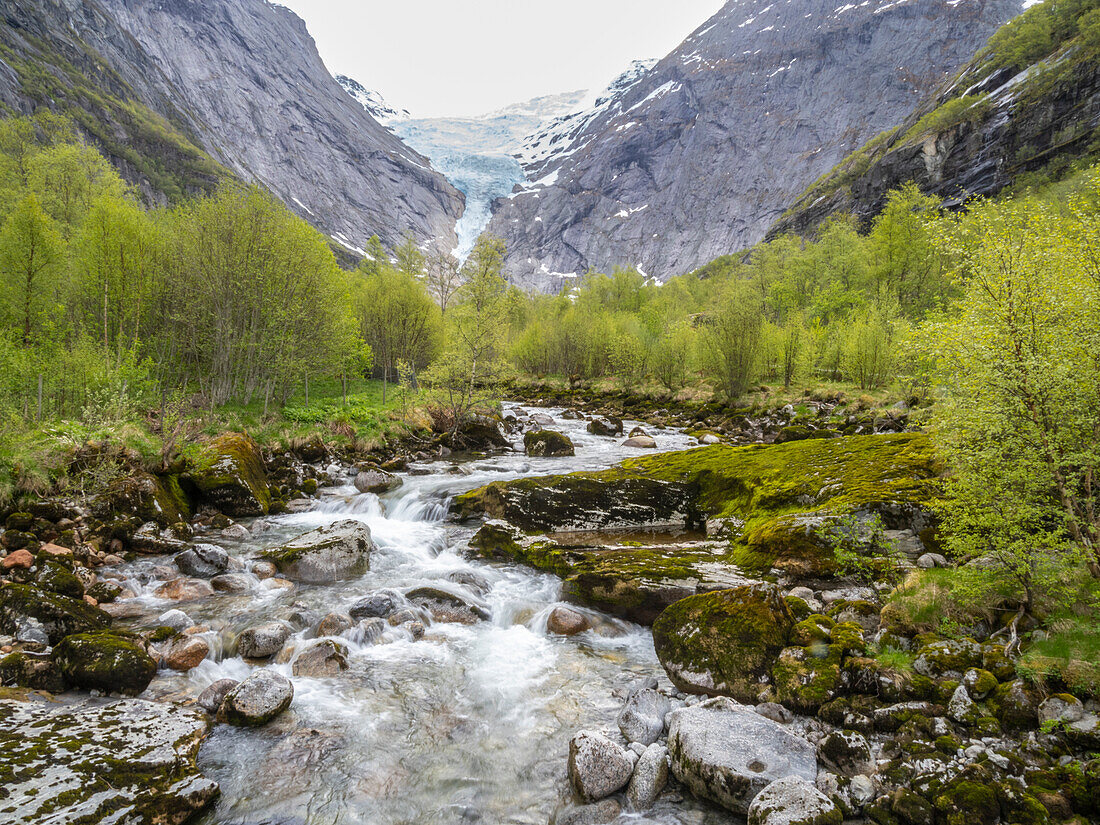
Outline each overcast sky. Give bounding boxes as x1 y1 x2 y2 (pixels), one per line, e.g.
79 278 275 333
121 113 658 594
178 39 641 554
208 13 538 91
278 0 725 118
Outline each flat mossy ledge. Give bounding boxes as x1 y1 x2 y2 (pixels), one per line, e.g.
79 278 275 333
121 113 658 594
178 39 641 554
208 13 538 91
468 521 753 624
455 434 942 576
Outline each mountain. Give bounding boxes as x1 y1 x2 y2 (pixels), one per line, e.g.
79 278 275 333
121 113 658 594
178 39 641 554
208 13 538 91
0 0 463 255
486 0 1025 292
384 90 589 260
336 75 410 125
769 0 1100 239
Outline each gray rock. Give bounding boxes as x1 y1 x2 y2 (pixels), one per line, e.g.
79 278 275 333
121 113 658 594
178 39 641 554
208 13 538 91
175 543 230 578
131 521 188 554
916 553 948 569
755 702 794 725
587 417 623 437
350 590 402 620
218 668 294 727
356 617 387 644
197 678 239 714
406 585 490 624
237 621 291 659
210 573 251 593
947 684 978 724
554 799 622 825
0 695 218 822
747 776 841 825
1039 695 1086 725
617 688 672 745
354 469 403 495
446 569 493 596
667 697 818 814
13 616 49 646
316 612 354 637
568 730 634 802
262 520 374 583
622 436 658 449
627 743 669 809
292 639 349 677
818 730 874 777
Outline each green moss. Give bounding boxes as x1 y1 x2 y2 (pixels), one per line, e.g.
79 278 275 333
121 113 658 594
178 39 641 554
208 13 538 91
0 582 110 644
523 430 576 457
188 432 271 516
791 615 834 646
51 631 156 696
652 584 794 700
773 643 844 712
35 559 84 600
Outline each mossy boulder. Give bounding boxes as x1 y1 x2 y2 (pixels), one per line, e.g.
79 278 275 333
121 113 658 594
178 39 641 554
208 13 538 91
35 558 85 600
0 694 218 823
524 429 576 457
0 582 110 644
653 584 794 700
773 644 844 712
260 519 374 583
52 631 157 695
97 471 192 528
188 433 271 516
0 650 67 692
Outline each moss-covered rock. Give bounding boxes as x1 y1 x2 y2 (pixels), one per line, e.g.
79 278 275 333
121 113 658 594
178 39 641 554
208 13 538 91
0 694 218 823
260 519 374 583
35 558 85 600
96 471 193 528
653 584 794 700
187 432 271 516
773 644 843 712
52 631 157 695
524 429 576 457
0 651 67 692
0 582 110 644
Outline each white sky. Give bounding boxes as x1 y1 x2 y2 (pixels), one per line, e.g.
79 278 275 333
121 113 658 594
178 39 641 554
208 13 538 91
277 0 726 118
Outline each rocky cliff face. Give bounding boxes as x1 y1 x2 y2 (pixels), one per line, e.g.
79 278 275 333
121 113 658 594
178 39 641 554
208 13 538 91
487 0 1023 292
1 0 463 254
770 18 1100 238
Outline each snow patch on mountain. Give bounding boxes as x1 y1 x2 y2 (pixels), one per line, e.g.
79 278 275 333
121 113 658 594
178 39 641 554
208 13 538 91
336 75 410 124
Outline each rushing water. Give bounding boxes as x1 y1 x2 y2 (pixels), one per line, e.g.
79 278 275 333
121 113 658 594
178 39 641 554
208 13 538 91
113 408 734 825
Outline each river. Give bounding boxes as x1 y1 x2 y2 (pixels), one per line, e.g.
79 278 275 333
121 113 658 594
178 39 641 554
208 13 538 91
111 406 734 825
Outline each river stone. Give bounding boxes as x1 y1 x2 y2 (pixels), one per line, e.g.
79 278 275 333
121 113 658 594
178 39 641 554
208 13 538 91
197 678 239 714
818 730 873 777
554 800 622 825
158 609 195 632
0 650 67 692
237 621 291 659
210 573 251 593
0 582 111 644
354 469 402 495
568 730 634 802
155 577 215 602
131 521 190 554
618 688 671 745
622 435 658 449
0 694 218 823
251 560 277 579
587 417 623 437
36 559 85 599
52 631 158 696
292 639 349 677
524 429 576 457
175 543 230 578
261 520 374 583
747 776 842 825
447 569 493 596
652 584 794 701
627 742 670 809
218 669 294 726
406 586 490 624
667 697 818 814
164 635 210 672
317 612 354 637
547 606 591 636
350 590 402 619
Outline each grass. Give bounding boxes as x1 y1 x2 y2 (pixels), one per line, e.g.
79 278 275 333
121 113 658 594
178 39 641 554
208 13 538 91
0 377 420 509
874 647 916 672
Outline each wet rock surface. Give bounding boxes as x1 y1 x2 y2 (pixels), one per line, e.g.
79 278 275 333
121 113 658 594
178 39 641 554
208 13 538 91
261 520 374 583
0 693 218 824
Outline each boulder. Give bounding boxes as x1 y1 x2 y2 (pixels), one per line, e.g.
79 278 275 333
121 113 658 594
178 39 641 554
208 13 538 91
260 520 374 583
96 471 192 528
197 678 239 714
36 558 85 600
164 636 210 672
174 544 230 578
349 590 401 620
627 742 670 809
653 584 794 701
0 650 67 692
187 432 271 515
1038 694 1085 725
0 695 218 822
617 688 671 746
406 586 490 624
0 582 110 644
292 639 349 677
236 621 291 659
130 521 190 554
218 669 294 727
547 606 591 636
622 436 658 449
587 417 624 437
524 430 576 457
554 800 622 825
568 730 634 802
52 631 157 695
155 577 215 602
747 777 842 825
210 573 251 593
354 469 402 495
818 730 874 777
667 698 818 814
